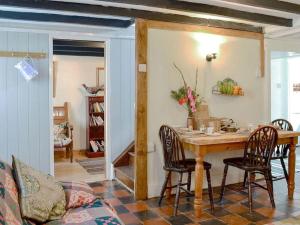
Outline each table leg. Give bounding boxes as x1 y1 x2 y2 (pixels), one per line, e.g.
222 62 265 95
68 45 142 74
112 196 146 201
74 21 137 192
194 148 205 218
288 137 297 200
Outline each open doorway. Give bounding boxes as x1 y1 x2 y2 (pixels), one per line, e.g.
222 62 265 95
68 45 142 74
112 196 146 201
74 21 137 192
52 39 107 183
271 51 300 134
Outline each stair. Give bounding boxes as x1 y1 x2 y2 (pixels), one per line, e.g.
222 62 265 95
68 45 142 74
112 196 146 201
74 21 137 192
113 142 135 192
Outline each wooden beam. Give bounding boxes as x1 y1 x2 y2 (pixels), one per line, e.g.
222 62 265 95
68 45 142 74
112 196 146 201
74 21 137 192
134 19 265 199
220 0 300 15
0 10 133 28
97 0 293 27
0 0 263 33
135 19 148 200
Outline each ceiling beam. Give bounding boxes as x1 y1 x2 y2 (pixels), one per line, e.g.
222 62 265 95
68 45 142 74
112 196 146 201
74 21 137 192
0 10 133 28
0 0 263 33
219 0 300 15
96 0 293 27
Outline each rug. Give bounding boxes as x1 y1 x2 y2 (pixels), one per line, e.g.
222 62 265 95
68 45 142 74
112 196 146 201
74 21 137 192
76 158 105 175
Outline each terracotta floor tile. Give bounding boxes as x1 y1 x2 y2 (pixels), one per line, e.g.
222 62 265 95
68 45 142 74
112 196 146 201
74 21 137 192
113 190 131 197
225 204 249 214
143 218 170 225
219 214 251 225
125 202 149 212
153 206 175 217
184 211 214 222
93 186 107 193
118 213 141 224
225 193 248 202
254 207 285 219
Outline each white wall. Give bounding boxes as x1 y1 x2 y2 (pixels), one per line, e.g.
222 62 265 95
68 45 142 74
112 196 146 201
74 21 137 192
53 55 105 150
108 38 135 162
147 29 268 197
271 57 288 120
0 31 50 173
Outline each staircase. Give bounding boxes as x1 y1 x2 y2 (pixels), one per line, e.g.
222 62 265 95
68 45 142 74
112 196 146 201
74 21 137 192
113 141 135 191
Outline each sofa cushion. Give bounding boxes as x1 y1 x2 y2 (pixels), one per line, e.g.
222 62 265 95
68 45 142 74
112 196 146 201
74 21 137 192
61 181 96 209
12 156 66 223
44 199 123 225
0 159 24 225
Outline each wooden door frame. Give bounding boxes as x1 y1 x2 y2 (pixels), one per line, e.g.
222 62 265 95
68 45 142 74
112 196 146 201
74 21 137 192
134 18 265 200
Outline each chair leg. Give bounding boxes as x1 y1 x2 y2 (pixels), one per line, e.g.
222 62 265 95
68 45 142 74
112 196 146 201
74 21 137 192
280 157 289 184
265 170 276 208
219 164 228 202
174 173 183 216
206 168 214 213
247 171 252 213
247 171 253 213
243 171 247 188
187 172 191 192
158 171 171 206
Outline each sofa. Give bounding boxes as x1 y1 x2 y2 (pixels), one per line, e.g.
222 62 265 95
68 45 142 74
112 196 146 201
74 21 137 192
0 159 123 225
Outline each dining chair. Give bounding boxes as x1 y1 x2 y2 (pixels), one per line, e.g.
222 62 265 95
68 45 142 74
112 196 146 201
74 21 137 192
219 126 278 212
271 119 293 183
158 125 214 216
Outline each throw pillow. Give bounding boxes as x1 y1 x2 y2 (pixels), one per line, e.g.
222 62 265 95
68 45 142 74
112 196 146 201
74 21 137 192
12 156 66 223
61 181 96 209
0 159 24 225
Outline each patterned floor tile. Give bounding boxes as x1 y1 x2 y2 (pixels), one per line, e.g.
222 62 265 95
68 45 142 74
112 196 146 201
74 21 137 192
90 174 300 225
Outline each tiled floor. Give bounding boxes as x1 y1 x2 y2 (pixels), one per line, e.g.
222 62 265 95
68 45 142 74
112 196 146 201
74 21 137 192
55 150 106 183
90 177 300 225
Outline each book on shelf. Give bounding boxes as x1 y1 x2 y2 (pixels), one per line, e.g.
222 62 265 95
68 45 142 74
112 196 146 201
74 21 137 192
92 102 104 113
90 140 105 152
90 115 104 126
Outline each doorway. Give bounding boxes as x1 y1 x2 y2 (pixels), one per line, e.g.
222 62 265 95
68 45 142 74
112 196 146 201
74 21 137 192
52 38 108 183
271 51 300 134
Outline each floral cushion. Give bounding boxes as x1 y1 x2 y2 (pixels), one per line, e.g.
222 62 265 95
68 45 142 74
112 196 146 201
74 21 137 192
12 156 66 223
0 159 24 225
54 122 68 141
54 122 72 147
44 199 122 225
61 182 96 209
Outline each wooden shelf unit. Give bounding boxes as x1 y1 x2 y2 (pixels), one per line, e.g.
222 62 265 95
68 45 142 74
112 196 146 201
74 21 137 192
86 96 105 158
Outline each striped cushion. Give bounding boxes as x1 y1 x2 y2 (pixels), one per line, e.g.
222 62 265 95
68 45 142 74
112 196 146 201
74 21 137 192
0 159 24 225
61 181 96 209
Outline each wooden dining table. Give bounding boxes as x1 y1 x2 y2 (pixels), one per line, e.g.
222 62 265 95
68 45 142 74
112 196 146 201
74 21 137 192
179 130 300 218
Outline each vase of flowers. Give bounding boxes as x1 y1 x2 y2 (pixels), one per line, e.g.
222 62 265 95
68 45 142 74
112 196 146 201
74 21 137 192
171 63 202 129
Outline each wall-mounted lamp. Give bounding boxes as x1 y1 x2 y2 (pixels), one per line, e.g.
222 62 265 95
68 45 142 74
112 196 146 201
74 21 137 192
206 53 217 62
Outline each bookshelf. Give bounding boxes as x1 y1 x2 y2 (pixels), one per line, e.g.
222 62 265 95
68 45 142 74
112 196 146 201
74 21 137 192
86 96 105 158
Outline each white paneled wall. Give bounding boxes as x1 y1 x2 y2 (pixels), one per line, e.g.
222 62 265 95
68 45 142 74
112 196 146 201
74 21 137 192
109 38 135 161
0 31 50 173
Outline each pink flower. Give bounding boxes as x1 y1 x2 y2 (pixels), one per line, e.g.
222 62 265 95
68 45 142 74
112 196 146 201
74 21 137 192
187 87 196 113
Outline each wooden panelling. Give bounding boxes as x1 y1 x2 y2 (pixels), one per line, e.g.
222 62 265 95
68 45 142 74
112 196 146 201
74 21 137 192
134 19 265 200
0 31 50 173
109 38 135 162
135 19 148 200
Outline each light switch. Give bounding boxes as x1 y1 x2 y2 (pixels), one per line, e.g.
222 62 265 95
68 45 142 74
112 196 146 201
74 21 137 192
139 64 147 73
147 142 156 153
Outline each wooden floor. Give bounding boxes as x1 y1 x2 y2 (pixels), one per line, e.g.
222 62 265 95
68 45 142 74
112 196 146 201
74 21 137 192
54 150 106 183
